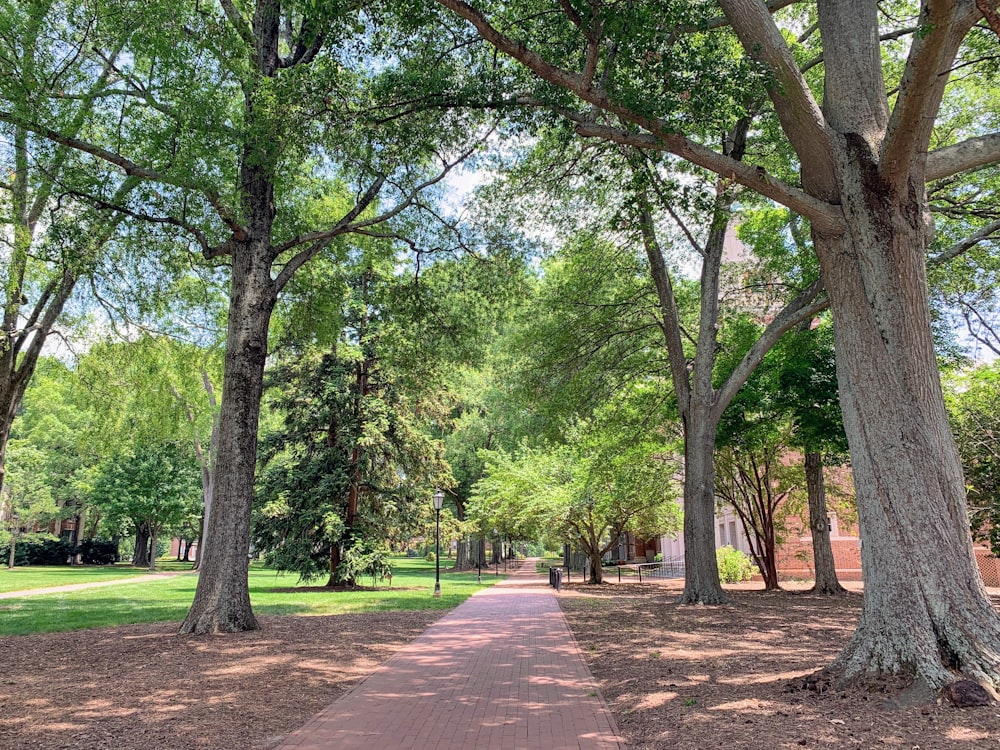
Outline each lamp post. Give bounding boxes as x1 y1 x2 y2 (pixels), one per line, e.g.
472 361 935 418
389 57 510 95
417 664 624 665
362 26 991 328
432 489 444 597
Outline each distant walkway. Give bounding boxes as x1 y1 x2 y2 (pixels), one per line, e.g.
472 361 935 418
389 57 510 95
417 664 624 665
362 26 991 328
278 559 623 750
0 570 192 600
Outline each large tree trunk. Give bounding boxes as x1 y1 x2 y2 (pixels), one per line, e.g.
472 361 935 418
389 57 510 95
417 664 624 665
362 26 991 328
133 523 150 568
804 452 845 595
587 549 604 584
179 241 275 634
815 144 1000 692
679 417 728 603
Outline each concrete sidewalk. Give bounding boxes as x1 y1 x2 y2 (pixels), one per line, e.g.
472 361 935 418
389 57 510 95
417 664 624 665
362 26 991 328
277 560 623 750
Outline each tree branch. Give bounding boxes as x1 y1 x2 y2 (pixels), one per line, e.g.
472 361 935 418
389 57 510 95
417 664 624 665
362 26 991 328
273 175 387 291
638 205 692 420
438 0 846 232
882 1 979 185
714 276 828 420
575 122 844 234
719 0 838 199
0 110 249 241
929 217 1000 266
976 0 1000 39
218 0 256 51
925 132 1000 181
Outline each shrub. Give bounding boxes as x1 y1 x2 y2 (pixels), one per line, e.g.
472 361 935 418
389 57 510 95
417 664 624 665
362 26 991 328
77 539 120 565
424 551 436 563
0 543 30 566
1 538 74 566
716 545 756 583
337 541 394 587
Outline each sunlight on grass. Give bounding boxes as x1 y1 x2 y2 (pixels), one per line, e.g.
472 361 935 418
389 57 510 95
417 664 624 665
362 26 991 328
0 557 501 635
0 564 183 593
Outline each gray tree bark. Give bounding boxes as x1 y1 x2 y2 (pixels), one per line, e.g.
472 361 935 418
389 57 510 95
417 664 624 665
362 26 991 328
804 452 845 595
179 233 274 633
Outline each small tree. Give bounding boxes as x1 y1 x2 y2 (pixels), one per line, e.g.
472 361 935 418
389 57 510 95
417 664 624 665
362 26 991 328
714 440 799 591
946 364 1000 556
89 444 200 571
473 392 681 584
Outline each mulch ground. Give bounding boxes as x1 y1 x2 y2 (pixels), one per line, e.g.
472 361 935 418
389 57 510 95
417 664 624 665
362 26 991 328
1 581 999 749
558 579 1000 749
0 611 442 750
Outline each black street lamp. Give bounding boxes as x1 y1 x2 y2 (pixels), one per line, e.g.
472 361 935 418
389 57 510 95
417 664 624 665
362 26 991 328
433 489 444 597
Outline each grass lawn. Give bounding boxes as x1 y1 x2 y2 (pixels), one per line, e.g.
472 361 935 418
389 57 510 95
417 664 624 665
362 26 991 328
0 564 182 593
0 557 499 635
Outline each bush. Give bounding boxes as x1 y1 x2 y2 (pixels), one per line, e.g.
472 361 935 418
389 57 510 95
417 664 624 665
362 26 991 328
0 543 30 566
337 541 394 586
77 539 119 565
1 538 74 566
424 551 436 563
716 545 756 583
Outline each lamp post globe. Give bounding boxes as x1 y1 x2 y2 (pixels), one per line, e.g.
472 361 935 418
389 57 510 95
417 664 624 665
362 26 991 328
432 489 444 597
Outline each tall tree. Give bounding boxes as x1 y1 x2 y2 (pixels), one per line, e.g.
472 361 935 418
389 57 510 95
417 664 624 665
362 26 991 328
255 260 451 585
496 147 824 603
438 0 1000 692
0 0 134 497
1 1 487 631
772 318 849 594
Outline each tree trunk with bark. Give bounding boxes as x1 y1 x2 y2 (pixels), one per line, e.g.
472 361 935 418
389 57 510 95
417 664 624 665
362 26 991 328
133 523 150 568
587 548 604 584
148 524 159 572
804 452 846 595
814 161 1000 689
187 368 218 572
179 236 275 633
679 418 728 602
453 496 471 569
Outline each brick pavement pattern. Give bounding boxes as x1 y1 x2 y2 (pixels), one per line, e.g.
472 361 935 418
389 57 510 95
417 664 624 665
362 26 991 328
277 560 623 749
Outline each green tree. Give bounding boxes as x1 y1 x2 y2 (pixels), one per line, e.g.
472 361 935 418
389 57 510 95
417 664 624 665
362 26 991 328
89 443 200 572
77 335 222 566
946 364 1000 557
770 318 851 595
478 129 826 604
0 0 136 498
255 256 453 585
1 0 490 632
2 441 59 568
473 388 681 584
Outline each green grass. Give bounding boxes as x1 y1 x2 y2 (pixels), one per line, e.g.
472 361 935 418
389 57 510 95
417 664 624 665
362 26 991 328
0 557 501 636
0 563 188 593
535 557 563 573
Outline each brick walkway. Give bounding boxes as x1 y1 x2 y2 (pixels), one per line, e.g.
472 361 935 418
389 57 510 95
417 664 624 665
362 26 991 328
277 560 624 750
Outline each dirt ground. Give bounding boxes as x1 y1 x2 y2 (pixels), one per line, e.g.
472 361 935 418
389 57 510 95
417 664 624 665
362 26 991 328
1 580 998 749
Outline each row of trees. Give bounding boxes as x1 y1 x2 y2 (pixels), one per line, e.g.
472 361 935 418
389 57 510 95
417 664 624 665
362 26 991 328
2 0 1000 696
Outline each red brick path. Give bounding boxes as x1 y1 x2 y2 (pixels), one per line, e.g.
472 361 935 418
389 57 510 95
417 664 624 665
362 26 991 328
277 560 623 749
